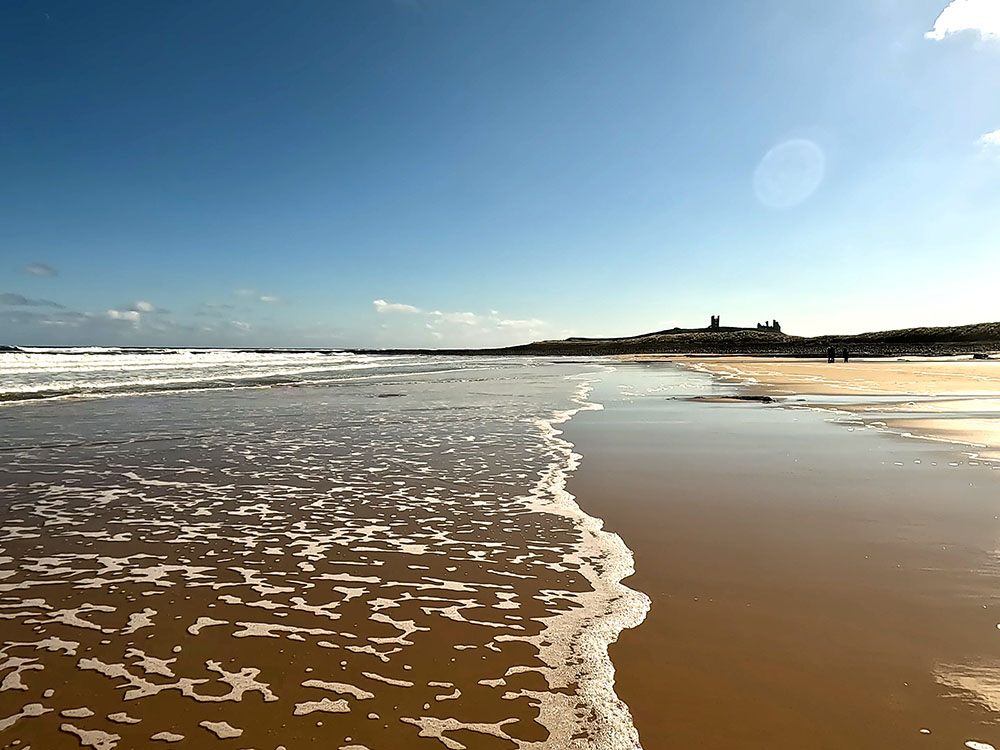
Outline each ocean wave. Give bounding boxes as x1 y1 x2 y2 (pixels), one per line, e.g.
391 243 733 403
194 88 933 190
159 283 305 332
0 348 511 404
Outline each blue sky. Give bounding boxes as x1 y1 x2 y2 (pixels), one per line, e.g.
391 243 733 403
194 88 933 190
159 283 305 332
2 0 999 347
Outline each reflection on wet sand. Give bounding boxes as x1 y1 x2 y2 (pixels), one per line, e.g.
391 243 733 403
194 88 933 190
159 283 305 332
574 360 1000 750
672 356 1000 464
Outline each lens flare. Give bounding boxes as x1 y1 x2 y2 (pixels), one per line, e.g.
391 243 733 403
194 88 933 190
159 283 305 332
753 139 825 209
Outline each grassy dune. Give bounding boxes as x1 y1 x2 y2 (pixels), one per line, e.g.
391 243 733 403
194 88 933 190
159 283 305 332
500 322 1000 357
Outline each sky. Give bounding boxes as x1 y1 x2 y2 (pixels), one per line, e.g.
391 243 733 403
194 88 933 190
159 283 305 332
2 0 999 348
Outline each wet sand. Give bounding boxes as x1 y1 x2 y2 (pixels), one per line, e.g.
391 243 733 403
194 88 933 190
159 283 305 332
7 355 1000 749
670 355 1000 463
568 363 1000 749
0 361 645 750
633 355 1000 397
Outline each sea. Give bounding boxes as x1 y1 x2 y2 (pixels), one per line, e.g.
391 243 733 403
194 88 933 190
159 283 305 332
0 347 650 749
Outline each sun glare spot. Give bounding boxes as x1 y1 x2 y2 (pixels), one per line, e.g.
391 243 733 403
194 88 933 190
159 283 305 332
753 139 825 209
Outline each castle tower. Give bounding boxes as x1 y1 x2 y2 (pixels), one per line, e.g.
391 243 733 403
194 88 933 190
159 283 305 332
710 315 720 330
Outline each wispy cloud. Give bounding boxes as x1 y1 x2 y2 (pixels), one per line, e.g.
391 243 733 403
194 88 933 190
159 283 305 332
431 310 479 326
107 309 141 324
978 129 1000 149
235 288 280 304
197 319 253 335
22 262 59 277
1 303 257 345
926 0 1000 41
194 302 235 317
127 300 170 314
1 309 90 328
0 292 64 308
372 298 561 347
373 299 422 314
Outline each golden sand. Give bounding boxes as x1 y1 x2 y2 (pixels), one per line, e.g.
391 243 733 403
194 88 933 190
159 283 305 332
664 355 1000 396
653 356 1000 463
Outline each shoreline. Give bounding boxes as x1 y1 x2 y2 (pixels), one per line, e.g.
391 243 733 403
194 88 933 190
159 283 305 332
566 360 1000 748
667 355 1000 463
522 370 650 748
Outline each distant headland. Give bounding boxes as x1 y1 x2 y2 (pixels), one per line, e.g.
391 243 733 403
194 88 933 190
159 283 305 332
356 316 1000 357
500 316 1000 357
7 318 1000 358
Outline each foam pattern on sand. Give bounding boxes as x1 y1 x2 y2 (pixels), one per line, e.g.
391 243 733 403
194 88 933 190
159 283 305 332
0 359 648 748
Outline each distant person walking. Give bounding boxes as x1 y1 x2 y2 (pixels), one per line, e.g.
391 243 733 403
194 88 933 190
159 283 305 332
827 346 835 363
843 348 850 363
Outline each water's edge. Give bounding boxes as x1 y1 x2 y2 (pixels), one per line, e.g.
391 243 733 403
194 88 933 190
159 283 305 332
525 367 650 749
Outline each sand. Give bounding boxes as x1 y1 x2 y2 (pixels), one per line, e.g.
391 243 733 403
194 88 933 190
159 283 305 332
568 361 1000 748
658 355 1000 463
7 355 1000 749
668 355 1000 396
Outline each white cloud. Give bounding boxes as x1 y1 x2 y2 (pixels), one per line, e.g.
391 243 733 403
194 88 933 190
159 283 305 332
107 309 141 324
372 298 561 347
431 310 479 326
494 317 548 330
22 262 58 277
118 300 170 314
978 129 1000 149
926 0 1000 40
373 299 422 314
422 308 555 346
259 295 279 303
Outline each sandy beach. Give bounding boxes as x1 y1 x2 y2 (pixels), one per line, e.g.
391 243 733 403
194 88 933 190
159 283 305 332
675 356 1000 396
656 355 1000 462
572 359 1000 748
5 353 1000 749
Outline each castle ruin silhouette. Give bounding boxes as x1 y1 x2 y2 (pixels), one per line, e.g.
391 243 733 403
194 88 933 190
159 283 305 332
708 315 781 333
